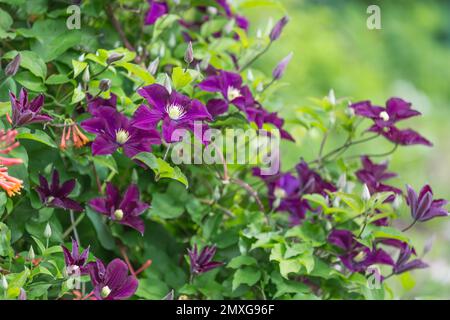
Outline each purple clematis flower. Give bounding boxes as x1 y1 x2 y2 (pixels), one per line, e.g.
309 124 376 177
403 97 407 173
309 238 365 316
245 106 295 142
296 160 336 196
89 183 149 235
356 156 402 201
144 0 168 25
392 245 428 275
350 98 432 146
328 229 394 273
36 169 83 212
198 70 247 111
61 238 91 275
8 88 52 128
187 244 223 275
81 107 161 158
405 184 448 224
270 16 289 42
86 93 117 116
132 84 212 143
89 258 138 300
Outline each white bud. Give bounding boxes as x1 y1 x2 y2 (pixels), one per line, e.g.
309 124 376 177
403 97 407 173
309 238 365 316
247 70 254 82
1 275 8 290
392 194 402 210
333 196 341 208
256 29 263 39
44 223 52 239
82 67 90 83
163 73 172 94
337 173 346 190
159 46 166 58
256 82 264 92
361 184 371 201
168 33 177 48
78 53 85 62
328 89 336 105
28 246 35 261
147 57 160 75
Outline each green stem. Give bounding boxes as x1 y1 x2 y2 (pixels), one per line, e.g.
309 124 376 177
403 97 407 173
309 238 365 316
239 42 272 72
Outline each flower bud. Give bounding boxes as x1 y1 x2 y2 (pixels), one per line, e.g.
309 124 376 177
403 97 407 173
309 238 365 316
361 184 371 201
5 53 21 77
99 79 111 92
101 285 111 298
270 16 289 42
328 89 336 106
44 223 52 239
337 173 346 190
28 245 35 261
82 67 90 83
184 41 194 65
106 52 124 65
1 275 8 290
392 194 402 210
247 70 254 82
19 288 27 300
147 57 160 75
168 33 177 48
272 52 293 80
162 73 172 94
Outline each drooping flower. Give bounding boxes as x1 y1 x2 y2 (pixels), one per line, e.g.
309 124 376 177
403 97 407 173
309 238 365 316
5 53 21 77
89 183 149 235
392 245 428 275
81 107 161 158
350 98 432 146
88 259 138 300
132 84 212 143
356 156 401 201
144 0 168 25
405 184 448 224
187 244 223 275
0 129 23 166
60 122 89 150
328 229 394 273
270 16 289 42
61 238 91 275
35 169 83 212
7 88 52 128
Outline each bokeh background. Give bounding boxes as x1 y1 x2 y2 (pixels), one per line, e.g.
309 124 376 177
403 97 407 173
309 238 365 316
242 0 450 299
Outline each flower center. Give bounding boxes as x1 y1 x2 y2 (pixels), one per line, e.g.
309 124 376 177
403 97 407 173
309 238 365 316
227 86 241 101
115 129 130 144
379 111 390 122
274 187 287 199
101 286 111 298
353 251 367 263
114 209 124 221
166 104 186 120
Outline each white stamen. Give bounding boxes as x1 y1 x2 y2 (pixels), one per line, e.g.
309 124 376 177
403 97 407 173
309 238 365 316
166 104 186 120
227 87 241 101
274 187 287 199
354 251 367 263
101 286 111 298
115 129 130 144
114 209 124 221
379 111 390 121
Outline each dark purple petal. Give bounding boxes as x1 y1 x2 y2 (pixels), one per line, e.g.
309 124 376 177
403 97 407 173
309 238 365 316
138 84 170 112
144 0 168 25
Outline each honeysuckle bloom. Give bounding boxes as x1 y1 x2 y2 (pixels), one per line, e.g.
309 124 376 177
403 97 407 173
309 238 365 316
188 244 223 275
328 229 394 273
89 183 149 235
144 0 168 25
356 156 401 201
7 88 52 128
405 184 448 224
133 84 212 143
350 98 432 146
0 167 23 197
81 107 161 158
296 160 336 196
89 259 138 300
62 238 91 275
60 123 89 150
35 169 83 212
0 129 23 167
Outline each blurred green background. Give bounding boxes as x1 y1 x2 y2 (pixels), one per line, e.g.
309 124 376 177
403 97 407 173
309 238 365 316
243 0 450 298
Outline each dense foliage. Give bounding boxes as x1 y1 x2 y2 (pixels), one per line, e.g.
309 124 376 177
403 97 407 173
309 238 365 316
0 0 448 300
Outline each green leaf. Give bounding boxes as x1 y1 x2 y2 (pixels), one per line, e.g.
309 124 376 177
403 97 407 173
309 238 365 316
3 50 47 79
228 255 257 269
72 60 88 78
150 192 185 219
0 222 13 257
0 8 13 30
14 71 46 92
279 259 301 279
232 266 261 290
71 85 85 104
116 62 155 85
46 74 71 85
86 207 115 251
16 129 57 148
172 67 193 89
133 152 188 188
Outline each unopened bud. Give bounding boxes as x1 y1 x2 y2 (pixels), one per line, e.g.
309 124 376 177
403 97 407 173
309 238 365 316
99 79 111 92
106 53 124 64
44 223 52 239
247 70 254 82
162 73 172 94
328 89 336 105
168 33 177 48
184 42 194 65
1 275 7 290
19 288 27 300
147 57 160 75
82 67 90 83
270 16 289 42
28 245 35 261
272 52 293 80
362 184 371 201
5 53 21 77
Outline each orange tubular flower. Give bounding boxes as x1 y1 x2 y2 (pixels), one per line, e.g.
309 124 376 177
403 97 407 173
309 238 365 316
0 129 23 167
0 167 23 197
59 123 89 150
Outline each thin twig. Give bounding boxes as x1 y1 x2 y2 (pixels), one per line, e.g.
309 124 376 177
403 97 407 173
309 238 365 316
105 4 136 53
